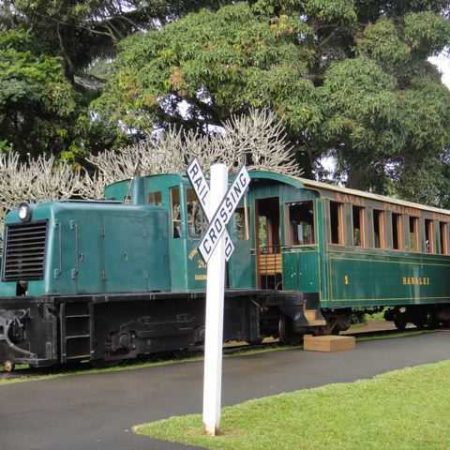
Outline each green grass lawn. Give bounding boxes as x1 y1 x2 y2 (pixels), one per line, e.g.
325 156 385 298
134 360 450 450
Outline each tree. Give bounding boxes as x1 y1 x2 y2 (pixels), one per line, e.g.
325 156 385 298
0 30 78 156
94 1 450 205
93 3 321 170
0 152 88 228
0 109 300 228
0 1 235 158
0 1 234 86
84 108 301 196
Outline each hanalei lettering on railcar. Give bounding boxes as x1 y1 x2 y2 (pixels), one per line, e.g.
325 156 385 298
402 276 431 286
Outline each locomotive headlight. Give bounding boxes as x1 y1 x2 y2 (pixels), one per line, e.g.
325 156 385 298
18 203 31 222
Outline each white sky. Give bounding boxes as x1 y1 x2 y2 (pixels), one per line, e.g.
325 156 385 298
430 52 450 88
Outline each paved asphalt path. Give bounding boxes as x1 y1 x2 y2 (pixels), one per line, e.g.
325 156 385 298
1 332 449 450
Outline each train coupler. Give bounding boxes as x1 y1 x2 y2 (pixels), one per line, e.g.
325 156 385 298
0 309 36 361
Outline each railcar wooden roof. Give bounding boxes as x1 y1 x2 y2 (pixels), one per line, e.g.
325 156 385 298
295 176 450 216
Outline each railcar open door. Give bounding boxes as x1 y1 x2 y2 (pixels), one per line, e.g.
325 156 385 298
255 197 283 289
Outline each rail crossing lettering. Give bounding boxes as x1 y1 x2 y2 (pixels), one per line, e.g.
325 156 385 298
187 159 235 261
187 160 209 209
198 166 250 262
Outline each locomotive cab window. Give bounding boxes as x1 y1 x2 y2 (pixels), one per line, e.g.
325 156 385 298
439 222 448 255
352 206 364 247
425 219 435 253
186 188 207 238
392 213 402 250
147 191 162 206
170 187 182 238
329 201 344 245
287 201 315 245
409 216 419 252
234 207 249 240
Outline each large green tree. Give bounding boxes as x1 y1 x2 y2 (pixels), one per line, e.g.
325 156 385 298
0 30 78 156
0 1 230 159
0 1 233 85
95 1 450 205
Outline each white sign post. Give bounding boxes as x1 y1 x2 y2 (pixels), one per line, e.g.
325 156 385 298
187 160 250 436
202 163 228 436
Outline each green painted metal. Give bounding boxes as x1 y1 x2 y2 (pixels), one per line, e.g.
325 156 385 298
1 201 170 296
320 248 450 307
248 170 304 189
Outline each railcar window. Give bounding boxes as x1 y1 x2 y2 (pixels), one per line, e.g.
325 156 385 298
170 187 182 238
287 201 315 245
234 207 249 240
330 201 344 244
425 219 435 253
186 188 207 238
439 222 448 255
147 191 162 206
392 213 402 250
373 209 385 248
409 216 419 252
352 206 364 247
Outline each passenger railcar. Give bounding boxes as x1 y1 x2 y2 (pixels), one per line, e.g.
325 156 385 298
0 171 449 370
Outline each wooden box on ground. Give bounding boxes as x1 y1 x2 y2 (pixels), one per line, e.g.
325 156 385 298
304 335 355 352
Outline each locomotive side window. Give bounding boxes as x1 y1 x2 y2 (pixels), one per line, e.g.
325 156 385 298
425 219 435 253
392 213 403 250
439 222 448 255
234 207 249 240
409 216 419 251
330 201 344 245
352 206 364 247
186 188 207 238
373 209 385 248
170 187 182 238
147 191 162 206
287 201 315 245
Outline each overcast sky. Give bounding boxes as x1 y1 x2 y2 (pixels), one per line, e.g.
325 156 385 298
430 52 450 88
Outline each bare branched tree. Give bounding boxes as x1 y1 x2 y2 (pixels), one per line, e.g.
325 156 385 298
0 153 86 226
85 109 301 197
0 109 301 227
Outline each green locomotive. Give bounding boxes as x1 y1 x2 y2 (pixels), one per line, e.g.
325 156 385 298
0 171 449 370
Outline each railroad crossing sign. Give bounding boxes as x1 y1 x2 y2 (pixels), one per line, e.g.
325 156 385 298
186 160 251 436
187 160 234 261
187 159 250 263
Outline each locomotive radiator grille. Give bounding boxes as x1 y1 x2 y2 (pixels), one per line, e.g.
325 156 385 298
3 221 48 281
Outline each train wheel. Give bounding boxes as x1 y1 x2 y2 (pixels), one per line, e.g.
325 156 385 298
394 315 407 331
424 311 438 329
3 360 15 373
278 316 300 345
412 319 426 330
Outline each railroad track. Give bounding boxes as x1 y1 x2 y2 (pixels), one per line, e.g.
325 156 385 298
1 327 443 380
